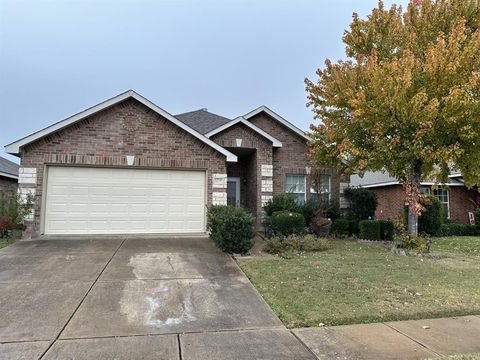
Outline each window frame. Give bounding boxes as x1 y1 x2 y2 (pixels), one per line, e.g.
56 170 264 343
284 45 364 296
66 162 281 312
420 186 450 219
285 175 307 204
433 188 450 219
310 174 331 203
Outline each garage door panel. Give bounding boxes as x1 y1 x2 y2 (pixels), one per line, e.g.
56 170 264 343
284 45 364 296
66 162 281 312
44 167 206 234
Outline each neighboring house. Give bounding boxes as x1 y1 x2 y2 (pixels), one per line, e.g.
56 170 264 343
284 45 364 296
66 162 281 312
0 156 19 194
5 90 343 238
350 171 479 224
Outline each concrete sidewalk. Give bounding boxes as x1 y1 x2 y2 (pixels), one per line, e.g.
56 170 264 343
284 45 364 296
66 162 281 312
293 315 480 360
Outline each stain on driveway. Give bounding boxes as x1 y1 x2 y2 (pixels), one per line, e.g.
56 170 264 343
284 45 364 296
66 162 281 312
0 237 307 360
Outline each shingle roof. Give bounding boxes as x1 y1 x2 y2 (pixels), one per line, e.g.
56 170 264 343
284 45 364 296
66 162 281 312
175 109 232 135
350 170 465 188
0 156 19 178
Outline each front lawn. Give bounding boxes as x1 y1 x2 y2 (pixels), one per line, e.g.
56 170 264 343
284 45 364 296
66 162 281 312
0 237 17 249
237 236 480 328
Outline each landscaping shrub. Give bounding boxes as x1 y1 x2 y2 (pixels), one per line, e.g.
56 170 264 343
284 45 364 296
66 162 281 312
310 215 332 237
207 205 255 254
332 218 349 237
270 211 306 237
379 220 395 241
359 220 380 240
348 220 360 235
439 223 478 237
322 199 341 222
418 195 443 236
263 234 329 256
263 194 297 217
0 190 34 238
394 223 431 253
343 187 378 221
397 232 431 253
296 199 318 226
476 208 480 232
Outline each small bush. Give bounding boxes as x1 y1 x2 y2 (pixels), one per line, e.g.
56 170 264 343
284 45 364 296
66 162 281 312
439 223 478 237
343 187 378 221
263 194 297 217
394 223 431 253
332 219 350 237
207 205 255 254
359 220 380 240
0 190 34 237
296 199 318 226
418 195 443 236
271 211 306 236
379 220 395 241
263 234 329 255
348 220 360 235
310 215 332 236
322 199 341 221
397 232 431 253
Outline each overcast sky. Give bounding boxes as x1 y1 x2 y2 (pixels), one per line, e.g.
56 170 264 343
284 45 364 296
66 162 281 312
0 0 408 163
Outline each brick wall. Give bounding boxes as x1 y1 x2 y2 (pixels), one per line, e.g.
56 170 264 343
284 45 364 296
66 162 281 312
372 185 478 224
247 112 341 201
211 122 272 224
0 176 18 194
372 185 406 221
450 187 479 224
19 99 227 238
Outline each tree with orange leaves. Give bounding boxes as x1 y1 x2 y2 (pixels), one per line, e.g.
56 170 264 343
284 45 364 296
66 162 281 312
306 0 480 234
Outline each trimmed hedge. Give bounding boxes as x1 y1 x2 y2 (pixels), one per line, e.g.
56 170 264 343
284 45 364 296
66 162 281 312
359 220 380 240
348 220 360 235
438 223 478 237
379 220 395 241
332 219 350 237
207 205 255 254
263 194 297 216
418 195 443 236
263 234 329 255
271 211 306 236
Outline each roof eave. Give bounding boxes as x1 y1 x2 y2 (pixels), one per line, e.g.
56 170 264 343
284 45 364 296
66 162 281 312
243 105 311 142
5 90 237 163
205 117 283 147
0 171 18 180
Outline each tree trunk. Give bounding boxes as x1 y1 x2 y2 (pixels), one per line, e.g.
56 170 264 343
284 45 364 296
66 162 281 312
407 202 418 235
407 162 422 235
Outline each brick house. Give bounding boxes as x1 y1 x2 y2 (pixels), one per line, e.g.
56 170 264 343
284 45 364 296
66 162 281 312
0 156 19 194
5 90 343 238
350 171 480 224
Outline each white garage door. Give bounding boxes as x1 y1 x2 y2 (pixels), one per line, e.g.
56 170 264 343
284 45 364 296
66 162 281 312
44 166 206 235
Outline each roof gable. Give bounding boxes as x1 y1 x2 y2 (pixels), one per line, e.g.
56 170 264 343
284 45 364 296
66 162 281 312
5 90 237 162
243 106 311 141
205 117 282 147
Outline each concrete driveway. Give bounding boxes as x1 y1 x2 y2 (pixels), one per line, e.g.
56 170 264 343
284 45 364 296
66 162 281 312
0 237 314 359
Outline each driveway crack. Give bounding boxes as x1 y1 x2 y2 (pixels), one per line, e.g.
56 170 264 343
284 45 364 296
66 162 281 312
37 238 127 359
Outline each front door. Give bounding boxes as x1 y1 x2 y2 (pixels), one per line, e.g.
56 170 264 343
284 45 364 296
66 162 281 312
227 177 241 207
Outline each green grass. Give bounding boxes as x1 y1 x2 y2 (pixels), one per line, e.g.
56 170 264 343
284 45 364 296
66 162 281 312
237 237 480 328
427 355 480 360
431 236 480 256
0 237 17 249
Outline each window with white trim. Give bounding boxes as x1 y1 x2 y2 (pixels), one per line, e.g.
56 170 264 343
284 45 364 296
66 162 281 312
311 175 331 204
420 187 450 219
433 188 450 219
285 175 306 204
